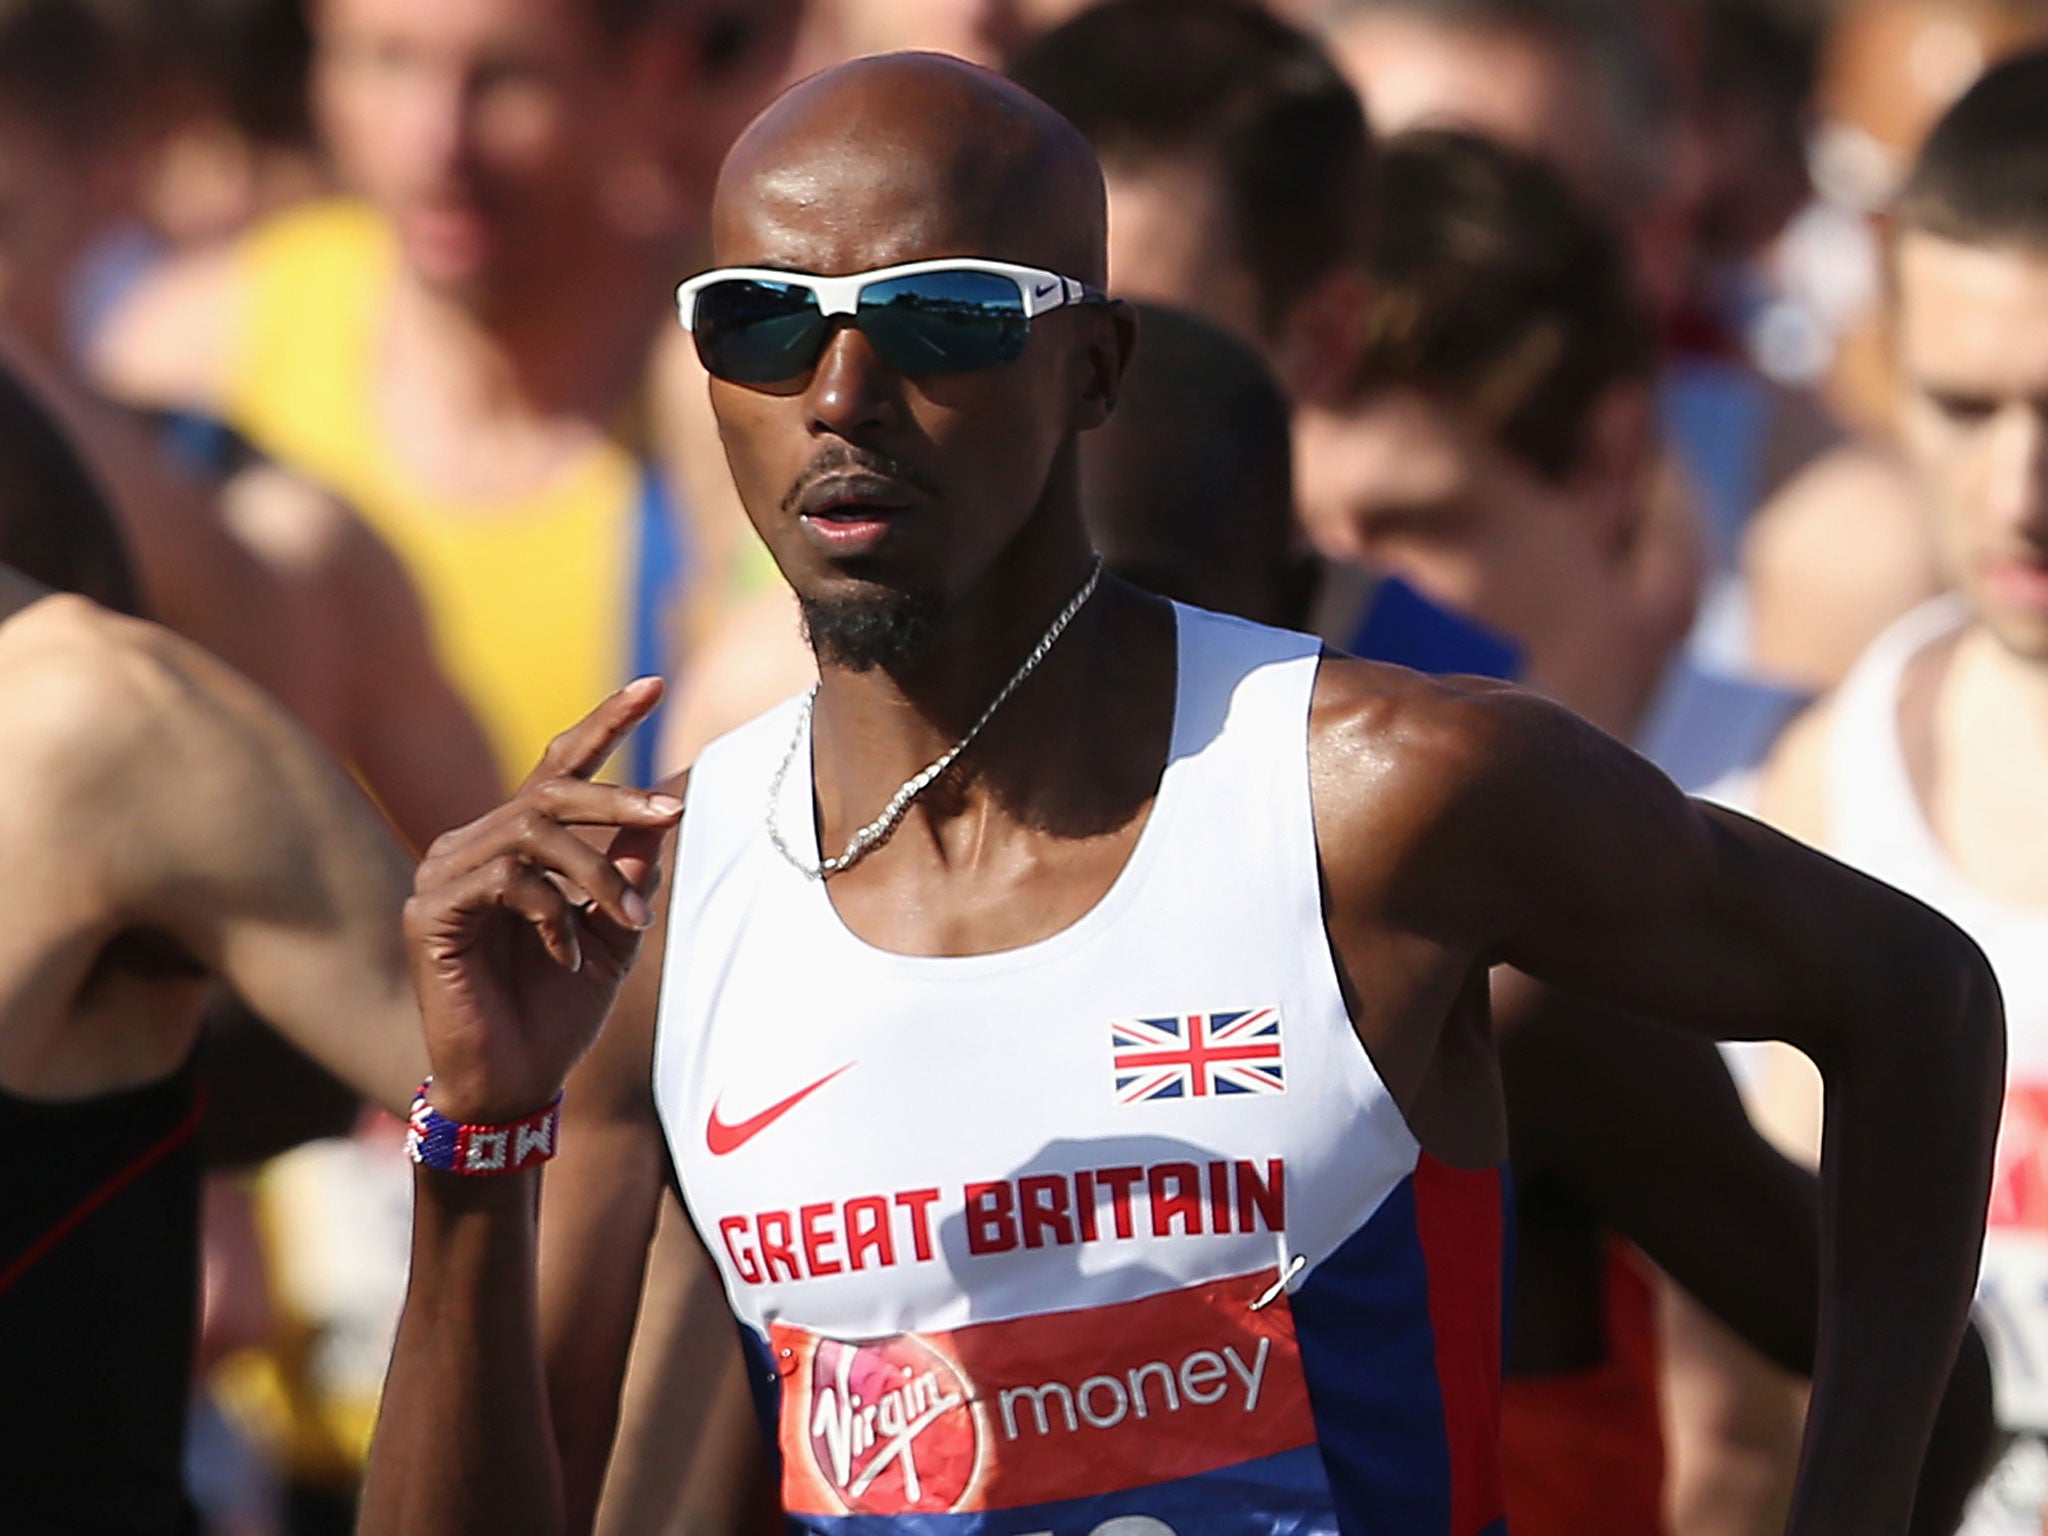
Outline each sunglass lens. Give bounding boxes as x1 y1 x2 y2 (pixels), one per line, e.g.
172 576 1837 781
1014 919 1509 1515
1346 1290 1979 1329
692 279 827 384
858 272 1030 376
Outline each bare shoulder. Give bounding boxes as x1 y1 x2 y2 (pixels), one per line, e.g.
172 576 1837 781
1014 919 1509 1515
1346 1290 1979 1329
1309 655 1600 847
1744 442 1940 688
0 594 205 781
0 590 376 864
86 243 246 411
1308 654 1704 941
0 594 284 889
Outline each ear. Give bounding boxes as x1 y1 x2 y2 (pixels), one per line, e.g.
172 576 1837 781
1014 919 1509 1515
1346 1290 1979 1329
1273 266 1374 407
1074 298 1140 433
1578 380 1658 559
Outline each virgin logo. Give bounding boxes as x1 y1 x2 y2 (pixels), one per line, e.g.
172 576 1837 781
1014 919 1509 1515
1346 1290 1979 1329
806 1334 981 1512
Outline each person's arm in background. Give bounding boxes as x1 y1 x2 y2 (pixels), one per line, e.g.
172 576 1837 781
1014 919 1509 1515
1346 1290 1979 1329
106 615 429 1115
210 459 503 847
657 581 813 774
358 683 687 1536
323 477 506 840
85 243 244 416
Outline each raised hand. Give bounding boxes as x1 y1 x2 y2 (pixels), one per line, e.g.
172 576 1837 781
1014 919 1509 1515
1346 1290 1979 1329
402 678 684 1125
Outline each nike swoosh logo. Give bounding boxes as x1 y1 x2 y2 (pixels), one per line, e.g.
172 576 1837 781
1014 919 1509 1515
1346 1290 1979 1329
1034 282 1058 297
706 1064 854 1156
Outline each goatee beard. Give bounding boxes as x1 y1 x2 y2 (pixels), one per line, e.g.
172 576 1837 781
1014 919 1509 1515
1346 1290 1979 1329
798 587 944 672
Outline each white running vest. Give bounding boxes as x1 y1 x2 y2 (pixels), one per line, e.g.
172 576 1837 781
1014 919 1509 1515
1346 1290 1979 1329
1824 598 2048 1497
654 604 1508 1536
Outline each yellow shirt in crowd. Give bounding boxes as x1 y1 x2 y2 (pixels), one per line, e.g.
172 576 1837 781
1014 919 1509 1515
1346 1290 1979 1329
218 198 680 786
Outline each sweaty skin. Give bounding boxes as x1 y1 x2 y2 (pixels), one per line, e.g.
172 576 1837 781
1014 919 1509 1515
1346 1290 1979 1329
360 56 2004 1536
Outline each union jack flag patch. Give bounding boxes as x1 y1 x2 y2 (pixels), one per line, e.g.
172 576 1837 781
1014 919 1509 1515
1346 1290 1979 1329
1112 1008 1286 1103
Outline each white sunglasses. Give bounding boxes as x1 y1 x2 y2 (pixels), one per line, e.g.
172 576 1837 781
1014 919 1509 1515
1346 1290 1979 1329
674 257 1110 385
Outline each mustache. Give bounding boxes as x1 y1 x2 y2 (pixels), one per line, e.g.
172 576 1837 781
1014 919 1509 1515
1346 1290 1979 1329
781 445 939 516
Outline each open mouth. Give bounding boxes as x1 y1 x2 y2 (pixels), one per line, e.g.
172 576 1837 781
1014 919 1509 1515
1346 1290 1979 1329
797 472 916 516
806 497 908 523
793 474 921 554
794 479 917 557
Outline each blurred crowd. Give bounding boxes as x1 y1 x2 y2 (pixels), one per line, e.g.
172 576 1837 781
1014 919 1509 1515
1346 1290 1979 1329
4 0 2048 1532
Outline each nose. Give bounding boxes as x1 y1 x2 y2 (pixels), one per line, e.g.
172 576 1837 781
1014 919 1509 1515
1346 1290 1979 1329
1986 404 2048 544
804 321 899 440
385 61 473 185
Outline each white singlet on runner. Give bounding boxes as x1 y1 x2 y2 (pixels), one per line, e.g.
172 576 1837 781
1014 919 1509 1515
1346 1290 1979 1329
655 604 1510 1536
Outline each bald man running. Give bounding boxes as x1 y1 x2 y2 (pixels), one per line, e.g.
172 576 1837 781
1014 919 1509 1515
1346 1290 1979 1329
362 56 2002 1536
0 361 426 1533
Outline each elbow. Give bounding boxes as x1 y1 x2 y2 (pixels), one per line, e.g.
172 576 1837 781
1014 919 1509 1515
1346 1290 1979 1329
1939 922 2007 1108
1898 916 2005 1136
1820 906 2005 1113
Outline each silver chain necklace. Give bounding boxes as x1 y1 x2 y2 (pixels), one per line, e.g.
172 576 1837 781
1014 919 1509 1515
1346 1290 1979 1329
767 558 1105 880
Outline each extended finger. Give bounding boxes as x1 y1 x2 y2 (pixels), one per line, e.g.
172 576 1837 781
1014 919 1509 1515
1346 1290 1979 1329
417 783 680 890
522 677 666 791
525 777 684 831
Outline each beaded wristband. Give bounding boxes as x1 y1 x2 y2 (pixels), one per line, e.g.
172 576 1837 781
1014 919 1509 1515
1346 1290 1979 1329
406 1079 562 1176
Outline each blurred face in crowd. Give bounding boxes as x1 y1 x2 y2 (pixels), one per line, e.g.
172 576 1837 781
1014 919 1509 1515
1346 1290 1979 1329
312 0 678 309
819 0 1032 65
1894 230 2048 660
1102 158 1265 349
1324 7 1698 320
1295 386 1647 690
1101 160 1371 404
1325 10 1610 200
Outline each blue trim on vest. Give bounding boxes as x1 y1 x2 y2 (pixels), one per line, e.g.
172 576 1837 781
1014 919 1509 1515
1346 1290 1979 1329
781 1447 1341 1536
1291 1174 1452 1536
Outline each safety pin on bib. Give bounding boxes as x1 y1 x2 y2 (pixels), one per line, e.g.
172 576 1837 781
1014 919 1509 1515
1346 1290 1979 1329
1250 1254 1307 1311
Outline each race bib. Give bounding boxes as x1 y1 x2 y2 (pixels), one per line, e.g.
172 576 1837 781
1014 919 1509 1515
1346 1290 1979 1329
770 1267 1341 1533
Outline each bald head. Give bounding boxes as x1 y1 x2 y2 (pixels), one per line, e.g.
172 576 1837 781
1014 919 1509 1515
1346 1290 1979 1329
712 52 1108 283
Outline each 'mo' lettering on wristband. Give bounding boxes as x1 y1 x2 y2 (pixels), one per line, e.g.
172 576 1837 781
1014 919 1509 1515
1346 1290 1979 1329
406 1080 563 1175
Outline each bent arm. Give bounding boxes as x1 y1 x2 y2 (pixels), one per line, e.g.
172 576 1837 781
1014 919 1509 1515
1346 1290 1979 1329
359 917 673 1536
359 703 685 1536
1454 693 2003 1536
79 624 426 1113
333 502 506 845
1502 981 1996 1532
